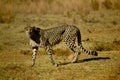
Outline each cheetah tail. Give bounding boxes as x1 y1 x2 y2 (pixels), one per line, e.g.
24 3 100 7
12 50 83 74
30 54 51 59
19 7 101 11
79 44 98 56
77 31 98 56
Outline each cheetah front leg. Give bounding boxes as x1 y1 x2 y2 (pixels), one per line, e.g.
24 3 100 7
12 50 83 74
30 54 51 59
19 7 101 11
31 47 38 67
45 46 58 66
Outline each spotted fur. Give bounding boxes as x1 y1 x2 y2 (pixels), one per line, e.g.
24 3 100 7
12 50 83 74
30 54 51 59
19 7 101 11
24 25 98 66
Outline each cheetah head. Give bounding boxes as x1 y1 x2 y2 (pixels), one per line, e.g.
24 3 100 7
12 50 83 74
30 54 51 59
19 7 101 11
24 26 40 39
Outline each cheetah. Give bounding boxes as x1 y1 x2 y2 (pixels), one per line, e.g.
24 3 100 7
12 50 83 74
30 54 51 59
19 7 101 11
24 25 98 66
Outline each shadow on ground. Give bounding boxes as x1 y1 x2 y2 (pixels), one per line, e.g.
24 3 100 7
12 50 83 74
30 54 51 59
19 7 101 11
58 57 110 66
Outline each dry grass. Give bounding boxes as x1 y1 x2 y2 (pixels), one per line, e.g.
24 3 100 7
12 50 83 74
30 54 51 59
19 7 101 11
0 0 120 23
0 0 120 80
0 12 120 79
0 51 120 80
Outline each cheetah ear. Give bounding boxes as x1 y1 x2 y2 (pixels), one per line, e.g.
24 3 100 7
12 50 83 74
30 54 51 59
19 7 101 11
33 26 40 32
36 28 40 31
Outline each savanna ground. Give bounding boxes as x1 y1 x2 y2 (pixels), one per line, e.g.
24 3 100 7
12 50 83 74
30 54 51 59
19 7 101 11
0 0 120 80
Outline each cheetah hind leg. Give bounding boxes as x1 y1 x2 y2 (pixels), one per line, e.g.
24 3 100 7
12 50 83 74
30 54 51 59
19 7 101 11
71 52 80 63
69 46 80 63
